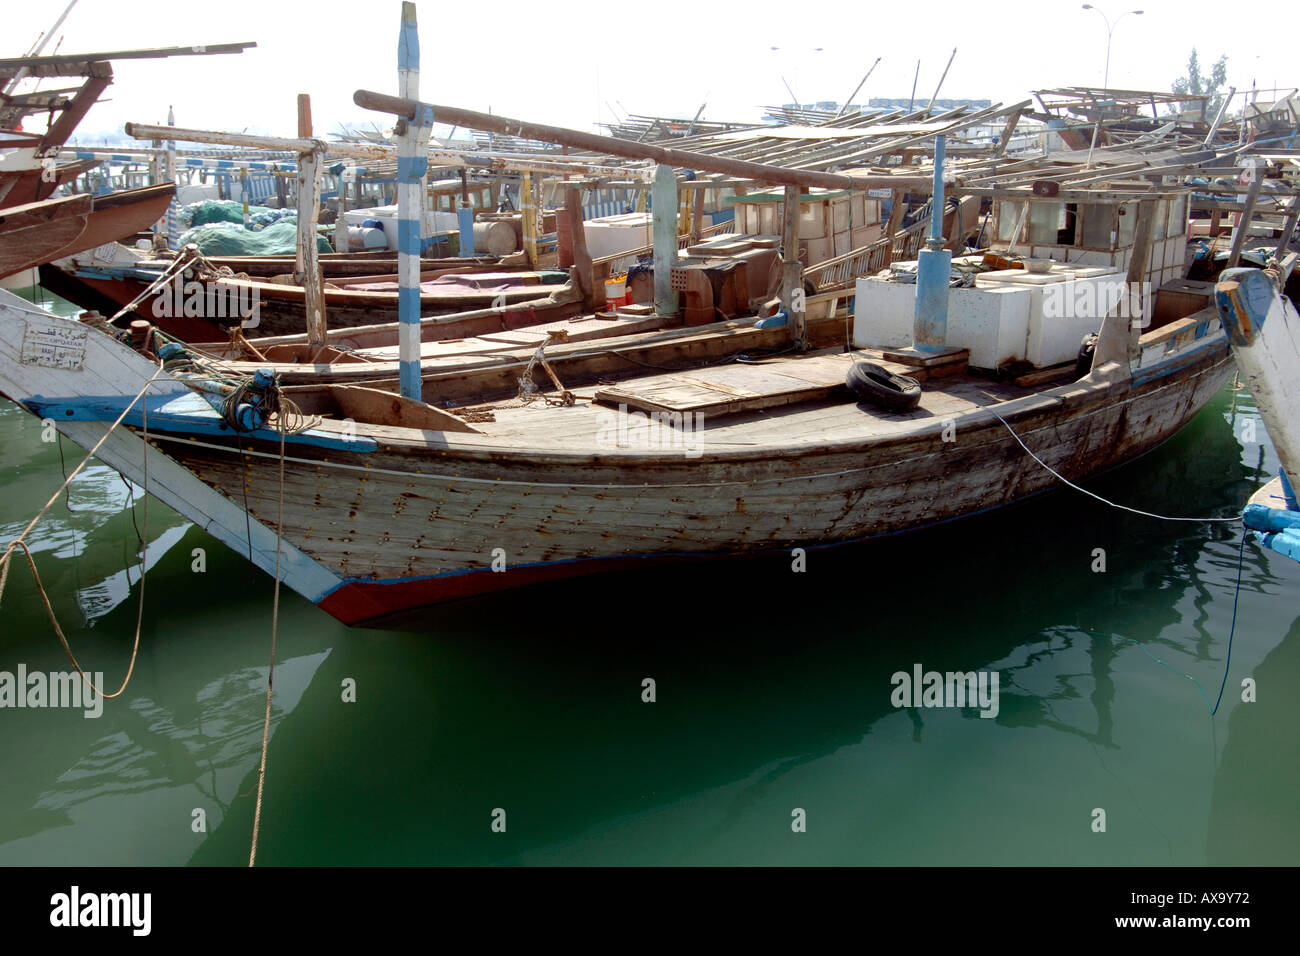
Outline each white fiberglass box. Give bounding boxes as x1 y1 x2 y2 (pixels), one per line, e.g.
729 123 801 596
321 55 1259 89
853 276 1032 370
976 268 1127 367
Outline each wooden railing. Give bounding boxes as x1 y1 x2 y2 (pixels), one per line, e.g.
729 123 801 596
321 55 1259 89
803 215 932 293
699 218 737 238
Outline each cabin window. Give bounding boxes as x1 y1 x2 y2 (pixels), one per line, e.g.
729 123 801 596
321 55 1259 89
1028 201 1064 245
1153 200 1169 240
1059 203 1078 245
1166 195 1186 237
1079 204 1113 249
1117 201 1137 247
998 202 1027 242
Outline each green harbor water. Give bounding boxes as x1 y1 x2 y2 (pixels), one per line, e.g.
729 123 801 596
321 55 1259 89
0 286 1297 866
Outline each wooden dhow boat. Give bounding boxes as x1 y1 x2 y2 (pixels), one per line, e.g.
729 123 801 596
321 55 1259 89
0 10 1259 628
1216 260 1300 564
0 184 175 282
0 269 1233 626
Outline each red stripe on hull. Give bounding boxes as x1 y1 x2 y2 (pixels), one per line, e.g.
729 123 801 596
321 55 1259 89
316 553 685 626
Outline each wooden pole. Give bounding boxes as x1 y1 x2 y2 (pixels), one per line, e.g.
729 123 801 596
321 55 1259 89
1202 87 1236 147
836 57 881 118
691 186 705 242
564 187 595 310
1274 195 1300 259
295 94 327 345
352 90 935 193
164 106 178 249
1092 197 1157 373
782 184 806 349
334 166 350 253
521 170 538 267
993 106 1023 158
395 0 431 400
926 48 958 110
883 188 906 265
1227 163 1263 269
652 163 678 316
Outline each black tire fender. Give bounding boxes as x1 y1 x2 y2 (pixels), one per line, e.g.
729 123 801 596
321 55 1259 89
846 361 922 412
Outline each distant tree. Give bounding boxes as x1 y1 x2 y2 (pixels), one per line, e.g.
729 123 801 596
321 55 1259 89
1172 48 1229 114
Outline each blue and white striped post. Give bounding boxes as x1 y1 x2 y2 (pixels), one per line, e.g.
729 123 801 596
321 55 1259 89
652 163 679 316
165 106 179 249
913 134 952 353
396 1 433 401
458 171 476 255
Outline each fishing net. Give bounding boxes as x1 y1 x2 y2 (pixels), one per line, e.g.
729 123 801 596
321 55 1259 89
180 199 276 228
176 220 333 256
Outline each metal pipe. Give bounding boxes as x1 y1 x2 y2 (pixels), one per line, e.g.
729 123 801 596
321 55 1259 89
929 134 946 241
914 134 952 353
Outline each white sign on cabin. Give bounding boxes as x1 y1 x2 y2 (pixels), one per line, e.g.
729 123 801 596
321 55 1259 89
867 188 894 199
20 316 88 371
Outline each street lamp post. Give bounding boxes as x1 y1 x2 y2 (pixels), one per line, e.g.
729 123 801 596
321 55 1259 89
1081 5 1144 89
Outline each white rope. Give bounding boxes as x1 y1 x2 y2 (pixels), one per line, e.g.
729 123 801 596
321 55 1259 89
981 404 1241 524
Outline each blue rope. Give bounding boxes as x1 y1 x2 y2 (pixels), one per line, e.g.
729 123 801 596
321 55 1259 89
1210 525 1249 715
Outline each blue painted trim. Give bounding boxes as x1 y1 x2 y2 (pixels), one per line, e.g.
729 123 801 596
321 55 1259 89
1214 267 1274 348
397 218 422 254
397 285 421 313
1281 471 1298 510
399 18 420 71
24 391 377 452
1130 333 1228 387
396 154 427 181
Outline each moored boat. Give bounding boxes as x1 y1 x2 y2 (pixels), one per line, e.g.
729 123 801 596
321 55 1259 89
1215 263 1300 564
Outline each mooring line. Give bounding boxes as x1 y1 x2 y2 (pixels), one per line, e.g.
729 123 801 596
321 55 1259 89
249 427 287 867
0 364 165 700
980 404 1241 524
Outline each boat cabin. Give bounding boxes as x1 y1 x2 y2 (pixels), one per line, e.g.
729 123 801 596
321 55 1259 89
731 187 882 265
853 186 1208 373
986 191 1189 288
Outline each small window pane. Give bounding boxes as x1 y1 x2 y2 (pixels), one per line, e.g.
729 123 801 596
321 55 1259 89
1117 202 1137 246
1167 195 1186 236
998 202 1027 241
1080 204 1113 248
1028 201 1063 245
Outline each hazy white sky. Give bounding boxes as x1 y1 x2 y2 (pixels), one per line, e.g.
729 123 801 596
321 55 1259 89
8 0 1294 143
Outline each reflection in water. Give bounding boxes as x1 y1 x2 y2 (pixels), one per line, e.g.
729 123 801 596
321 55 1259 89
1208 615 1300 865
0 303 1298 863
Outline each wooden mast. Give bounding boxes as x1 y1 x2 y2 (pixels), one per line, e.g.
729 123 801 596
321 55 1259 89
395 1 431 400
295 93 327 345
